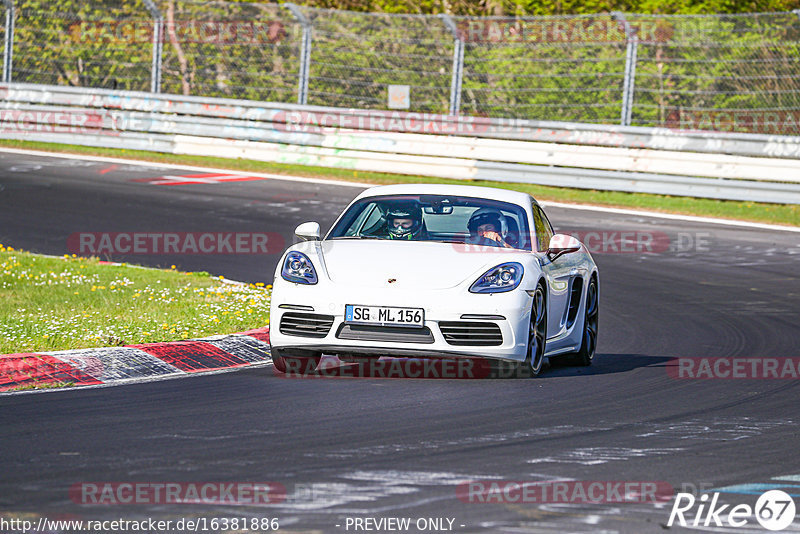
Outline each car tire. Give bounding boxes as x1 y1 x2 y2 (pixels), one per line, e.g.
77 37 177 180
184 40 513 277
271 349 321 375
524 283 547 377
563 276 598 367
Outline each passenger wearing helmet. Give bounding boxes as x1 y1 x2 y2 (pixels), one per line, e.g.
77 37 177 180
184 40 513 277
467 207 513 248
385 201 425 240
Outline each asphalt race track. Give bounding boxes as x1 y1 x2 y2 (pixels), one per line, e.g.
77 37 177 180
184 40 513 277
2 150 800 533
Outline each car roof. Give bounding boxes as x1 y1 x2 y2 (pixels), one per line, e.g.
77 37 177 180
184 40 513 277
353 184 535 208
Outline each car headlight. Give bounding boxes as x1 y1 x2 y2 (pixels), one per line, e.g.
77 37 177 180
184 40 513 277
281 251 318 284
469 262 523 293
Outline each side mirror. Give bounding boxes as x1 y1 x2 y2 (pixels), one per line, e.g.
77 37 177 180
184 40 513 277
295 222 321 241
547 234 581 261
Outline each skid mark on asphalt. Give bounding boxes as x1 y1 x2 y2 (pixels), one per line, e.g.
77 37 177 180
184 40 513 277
279 481 418 512
268 470 501 514
132 173 268 186
7 163 43 172
633 417 793 441
267 471 677 534
142 429 278 441
527 447 683 466
304 425 609 459
342 470 498 487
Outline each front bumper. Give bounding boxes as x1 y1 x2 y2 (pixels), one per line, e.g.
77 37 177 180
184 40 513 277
269 282 533 362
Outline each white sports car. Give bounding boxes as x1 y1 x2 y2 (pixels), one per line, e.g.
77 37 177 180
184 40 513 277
269 184 598 377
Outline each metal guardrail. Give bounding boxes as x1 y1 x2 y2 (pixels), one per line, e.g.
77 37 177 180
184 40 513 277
1 83 800 204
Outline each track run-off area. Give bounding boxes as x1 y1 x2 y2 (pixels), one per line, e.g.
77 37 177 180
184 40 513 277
1 149 800 533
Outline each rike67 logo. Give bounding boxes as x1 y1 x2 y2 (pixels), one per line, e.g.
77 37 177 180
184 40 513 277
668 490 796 531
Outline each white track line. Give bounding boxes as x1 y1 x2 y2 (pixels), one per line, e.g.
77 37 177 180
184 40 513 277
0 146 369 188
1 146 798 233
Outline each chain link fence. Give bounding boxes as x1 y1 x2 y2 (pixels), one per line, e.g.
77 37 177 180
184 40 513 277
456 14 630 123
12 0 154 90
630 12 800 132
2 1 799 134
303 8 454 111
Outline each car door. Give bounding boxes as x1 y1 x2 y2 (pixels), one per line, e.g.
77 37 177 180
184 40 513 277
531 203 577 341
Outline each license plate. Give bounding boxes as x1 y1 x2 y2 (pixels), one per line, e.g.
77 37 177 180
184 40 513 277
345 305 424 328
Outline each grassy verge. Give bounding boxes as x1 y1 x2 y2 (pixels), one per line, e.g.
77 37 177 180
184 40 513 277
9 381 76 391
0 139 798 227
0 245 271 354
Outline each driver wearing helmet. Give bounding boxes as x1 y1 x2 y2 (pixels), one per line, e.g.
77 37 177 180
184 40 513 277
467 207 513 249
385 201 426 240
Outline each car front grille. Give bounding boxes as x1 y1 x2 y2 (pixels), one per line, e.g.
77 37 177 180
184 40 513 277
279 312 334 338
439 321 503 346
336 324 435 344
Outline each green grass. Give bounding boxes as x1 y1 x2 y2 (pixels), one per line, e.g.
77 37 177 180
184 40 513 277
0 246 271 354
8 381 75 391
1 139 798 227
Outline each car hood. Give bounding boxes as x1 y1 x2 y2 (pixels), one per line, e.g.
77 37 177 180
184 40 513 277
316 239 523 289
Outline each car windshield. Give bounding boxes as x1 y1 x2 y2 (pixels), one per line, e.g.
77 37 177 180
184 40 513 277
327 194 532 251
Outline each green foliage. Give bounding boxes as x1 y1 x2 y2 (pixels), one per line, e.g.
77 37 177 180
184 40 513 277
158 0 301 101
630 13 800 131
7 0 800 131
272 0 800 16
14 0 153 89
